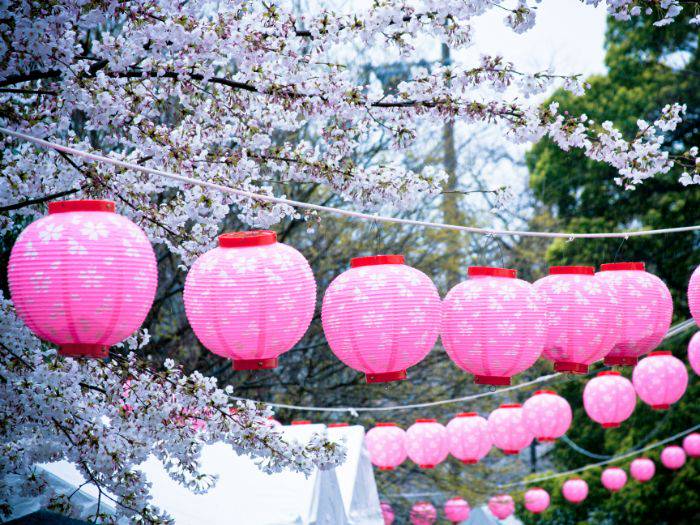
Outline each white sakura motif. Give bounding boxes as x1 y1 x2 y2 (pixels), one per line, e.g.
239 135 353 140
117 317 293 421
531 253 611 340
80 221 109 240
38 223 64 242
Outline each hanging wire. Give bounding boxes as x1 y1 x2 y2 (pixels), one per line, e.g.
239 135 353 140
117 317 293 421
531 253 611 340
3 127 700 240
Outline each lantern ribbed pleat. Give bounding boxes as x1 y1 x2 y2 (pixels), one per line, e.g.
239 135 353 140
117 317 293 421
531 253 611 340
688 333 700 375
406 419 448 468
487 495 515 520
364 423 407 470
524 488 550 514
522 390 572 442
446 412 492 464
660 446 686 470
632 351 688 410
630 458 655 482
487 403 533 455
442 267 546 386
601 467 627 492
562 478 588 503
184 231 315 370
583 371 636 428
410 502 437 525
689 265 700 326
596 262 672 366
322 255 441 383
8 200 157 358
534 266 618 373
444 497 470 523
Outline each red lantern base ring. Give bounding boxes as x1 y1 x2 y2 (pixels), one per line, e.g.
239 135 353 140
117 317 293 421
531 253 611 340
418 464 436 469
232 357 278 370
502 450 520 455
652 404 670 410
554 361 589 374
365 370 407 383
461 459 478 464
604 355 638 366
378 466 395 471
474 375 511 386
537 437 557 443
602 422 620 428
59 344 109 359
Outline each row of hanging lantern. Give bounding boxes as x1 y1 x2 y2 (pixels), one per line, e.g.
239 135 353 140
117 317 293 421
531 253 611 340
6 202 698 383
364 390 573 470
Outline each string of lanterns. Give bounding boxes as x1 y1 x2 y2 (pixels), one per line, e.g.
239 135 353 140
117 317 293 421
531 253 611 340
8 201 698 385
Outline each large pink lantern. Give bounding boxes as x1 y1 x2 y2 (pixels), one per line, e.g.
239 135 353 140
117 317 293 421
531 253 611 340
682 433 700 458
442 267 546 386
632 351 688 410
601 467 627 492
524 488 550 514
630 458 655 482
365 423 407 470
522 390 572 442
583 371 636 428
562 478 588 504
488 495 515 520
446 412 492 464
688 333 700 375
8 200 157 358
597 262 672 366
322 255 441 383
660 446 686 470
689 265 700 325
184 230 315 370
380 502 394 525
410 502 437 525
444 497 470 523
487 404 533 455
534 266 618 373
406 419 448 468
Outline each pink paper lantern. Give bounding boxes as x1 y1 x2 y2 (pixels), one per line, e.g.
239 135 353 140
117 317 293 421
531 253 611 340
184 230 315 370
683 433 700 458
562 478 588 504
630 458 655 482
524 487 550 514
446 412 492 464
601 467 627 492
365 423 407 470
534 266 618 373
660 445 686 470
8 200 157 358
406 419 449 468
632 351 688 410
488 494 515 520
444 497 470 523
522 390 572 442
597 262 672 366
487 404 534 455
689 265 700 325
442 267 546 386
410 502 437 525
688 333 700 375
322 255 441 383
583 371 636 428
380 501 395 525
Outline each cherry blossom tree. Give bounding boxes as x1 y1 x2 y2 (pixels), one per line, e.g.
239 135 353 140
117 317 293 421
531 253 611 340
1 0 698 522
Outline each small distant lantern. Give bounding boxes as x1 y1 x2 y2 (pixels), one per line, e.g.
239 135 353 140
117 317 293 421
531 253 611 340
406 419 449 469
601 467 627 492
522 390 572 442
630 458 655 482
444 497 470 523
365 423 407 471
524 488 550 514
487 495 515 520
682 433 700 458
660 446 686 470
562 478 588 504
445 412 492 464
410 501 437 525
583 371 636 428
632 351 688 410
487 404 533 455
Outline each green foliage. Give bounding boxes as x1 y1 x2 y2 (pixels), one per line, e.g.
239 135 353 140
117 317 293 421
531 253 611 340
522 10 700 525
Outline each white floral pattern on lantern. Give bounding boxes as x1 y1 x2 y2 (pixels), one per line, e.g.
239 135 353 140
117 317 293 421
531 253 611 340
445 413 492 464
522 390 572 442
583 371 636 428
364 423 407 470
405 419 449 468
487 403 533 454
632 351 688 409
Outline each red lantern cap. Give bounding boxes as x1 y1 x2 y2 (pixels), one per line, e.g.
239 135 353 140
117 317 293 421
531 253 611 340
549 266 594 275
219 230 276 247
49 199 115 214
456 412 479 417
415 418 438 423
534 390 557 396
291 420 312 425
351 255 405 268
600 262 645 271
648 350 672 356
597 371 621 377
376 422 399 427
499 403 522 409
328 423 349 427
468 266 517 278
